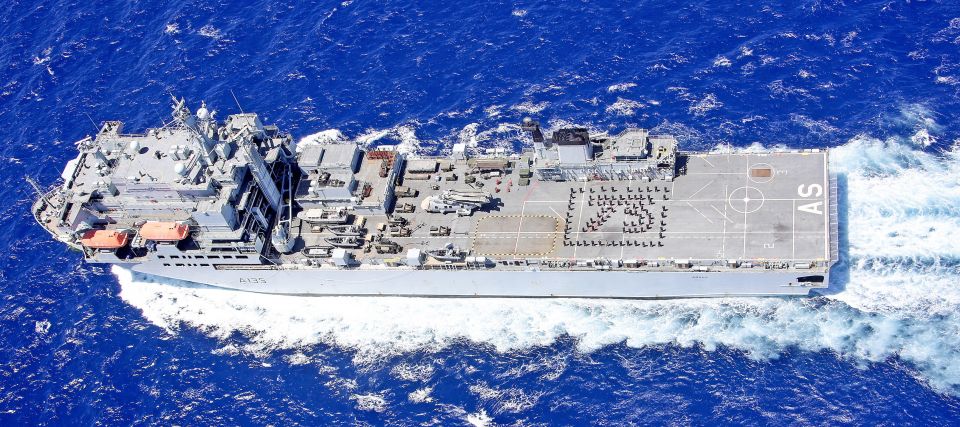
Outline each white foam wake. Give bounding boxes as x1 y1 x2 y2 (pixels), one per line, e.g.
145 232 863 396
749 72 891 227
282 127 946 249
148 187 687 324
297 125 424 155
115 122 960 395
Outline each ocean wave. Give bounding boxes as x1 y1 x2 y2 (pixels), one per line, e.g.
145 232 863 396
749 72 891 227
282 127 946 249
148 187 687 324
509 101 550 115
115 122 960 395
353 125 422 154
606 82 637 93
605 97 645 116
688 93 723 116
296 129 348 150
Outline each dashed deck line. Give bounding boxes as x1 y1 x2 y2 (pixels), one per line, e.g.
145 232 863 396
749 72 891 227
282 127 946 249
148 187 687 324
472 214 561 257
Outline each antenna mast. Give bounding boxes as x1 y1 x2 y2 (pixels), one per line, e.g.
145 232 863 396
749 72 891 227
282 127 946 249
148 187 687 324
83 113 99 133
25 176 52 205
230 90 244 113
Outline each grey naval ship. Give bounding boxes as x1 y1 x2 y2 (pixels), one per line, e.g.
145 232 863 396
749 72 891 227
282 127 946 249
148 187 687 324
31 98 838 298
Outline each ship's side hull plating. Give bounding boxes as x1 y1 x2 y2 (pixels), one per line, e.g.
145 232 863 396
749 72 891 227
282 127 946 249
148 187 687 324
132 263 827 298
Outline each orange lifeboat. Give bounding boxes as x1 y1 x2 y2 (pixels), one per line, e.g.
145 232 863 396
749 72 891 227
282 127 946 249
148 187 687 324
139 222 190 241
79 230 130 249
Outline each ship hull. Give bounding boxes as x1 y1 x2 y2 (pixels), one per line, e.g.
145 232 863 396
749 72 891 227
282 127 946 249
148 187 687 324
131 263 827 298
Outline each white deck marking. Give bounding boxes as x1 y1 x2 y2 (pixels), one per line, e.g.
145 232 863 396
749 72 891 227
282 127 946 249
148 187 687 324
686 172 745 175
514 202 526 254
685 180 714 200
824 152 831 261
462 231 562 235
742 155 749 258
548 207 566 222
721 185 728 259
573 182 587 258
525 230 823 235
515 198 825 203
792 199 796 260
620 207 627 260
699 156 716 167
658 231 823 235
710 204 734 223
669 176 676 249
686 202 714 224
660 197 820 202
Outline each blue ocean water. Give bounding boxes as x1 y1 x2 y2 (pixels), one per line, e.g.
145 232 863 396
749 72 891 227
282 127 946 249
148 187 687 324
2 0 960 424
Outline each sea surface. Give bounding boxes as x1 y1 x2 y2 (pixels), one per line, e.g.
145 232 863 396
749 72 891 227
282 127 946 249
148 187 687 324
2 0 960 424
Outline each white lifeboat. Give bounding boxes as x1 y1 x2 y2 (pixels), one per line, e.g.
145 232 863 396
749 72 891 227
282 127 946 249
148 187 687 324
297 207 349 224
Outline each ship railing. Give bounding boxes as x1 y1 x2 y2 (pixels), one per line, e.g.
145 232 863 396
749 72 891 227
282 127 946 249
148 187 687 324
481 256 828 272
213 264 276 270
828 174 840 263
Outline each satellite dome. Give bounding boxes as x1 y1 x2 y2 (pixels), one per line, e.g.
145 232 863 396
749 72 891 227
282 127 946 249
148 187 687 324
126 140 141 155
196 101 210 120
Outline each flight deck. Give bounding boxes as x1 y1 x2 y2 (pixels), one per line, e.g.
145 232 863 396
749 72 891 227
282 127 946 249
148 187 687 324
288 150 831 267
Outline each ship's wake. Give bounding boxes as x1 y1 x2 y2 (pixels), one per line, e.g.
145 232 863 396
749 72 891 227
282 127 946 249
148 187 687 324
115 127 960 395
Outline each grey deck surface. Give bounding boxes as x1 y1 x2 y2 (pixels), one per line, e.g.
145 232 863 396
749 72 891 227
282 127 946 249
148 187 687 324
293 151 830 263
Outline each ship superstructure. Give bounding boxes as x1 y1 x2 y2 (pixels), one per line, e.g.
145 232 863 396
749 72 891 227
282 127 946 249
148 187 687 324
32 99 838 298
